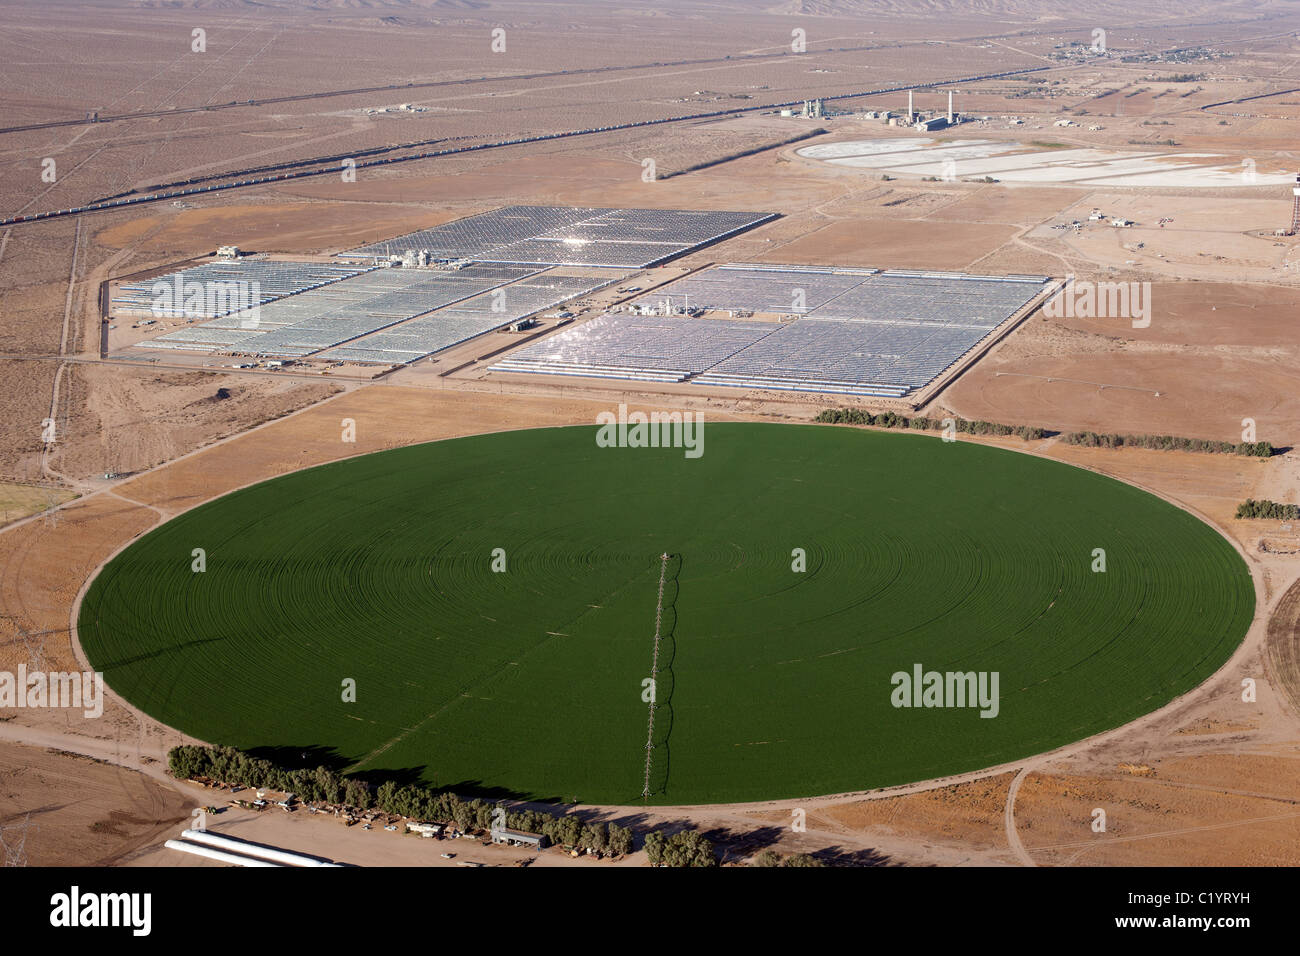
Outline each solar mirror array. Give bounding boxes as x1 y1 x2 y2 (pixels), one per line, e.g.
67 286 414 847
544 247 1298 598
144 264 543 357
130 206 777 364
339 205 779 268
493 313 780 383
319 269 626 364
114 260 374 319
495 264 1051 397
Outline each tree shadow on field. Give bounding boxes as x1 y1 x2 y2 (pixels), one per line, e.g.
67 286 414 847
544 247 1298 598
436 780 565 804
246 744 351 773
343 767 566 805
241 749 570 804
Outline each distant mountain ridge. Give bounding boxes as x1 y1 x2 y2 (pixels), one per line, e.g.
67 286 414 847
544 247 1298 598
107 0 1299 25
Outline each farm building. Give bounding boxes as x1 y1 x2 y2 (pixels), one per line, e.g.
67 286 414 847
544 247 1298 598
491 828 547 848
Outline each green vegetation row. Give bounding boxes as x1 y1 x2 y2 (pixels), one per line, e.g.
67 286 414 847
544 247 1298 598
751 849 824 867
1062 431 1273 457
815 407 1045 440
819 408 1276 458
1235 499 1300 520
169 744 711 862
644 830 719 867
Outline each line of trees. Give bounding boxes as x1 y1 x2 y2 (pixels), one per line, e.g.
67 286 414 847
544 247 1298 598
169 745 365 806
1236 499 1300 520
751 849 825 867
817 408 1278 458
1062 431 1273 457
168 744 634 856
644 829 719 867
815 407 1045 441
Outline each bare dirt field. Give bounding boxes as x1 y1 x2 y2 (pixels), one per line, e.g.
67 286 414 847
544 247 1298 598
756 216 1020 268
941 281 1300 446
1013 755 1300 866
0 744 191 867
93 202 446 258
0 483 75 528
49 365 342 482
932 186 1086 225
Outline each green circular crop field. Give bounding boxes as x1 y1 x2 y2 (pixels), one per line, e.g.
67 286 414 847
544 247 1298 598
78 423 1254 805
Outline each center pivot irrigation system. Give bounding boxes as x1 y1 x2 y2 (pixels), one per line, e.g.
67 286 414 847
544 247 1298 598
643 551 672 800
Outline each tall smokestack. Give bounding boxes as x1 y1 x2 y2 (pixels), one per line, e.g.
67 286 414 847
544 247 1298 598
948 90 954 123
907 90 914 124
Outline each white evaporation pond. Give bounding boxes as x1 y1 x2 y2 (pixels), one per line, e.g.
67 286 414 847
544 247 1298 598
799 139 1294 188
